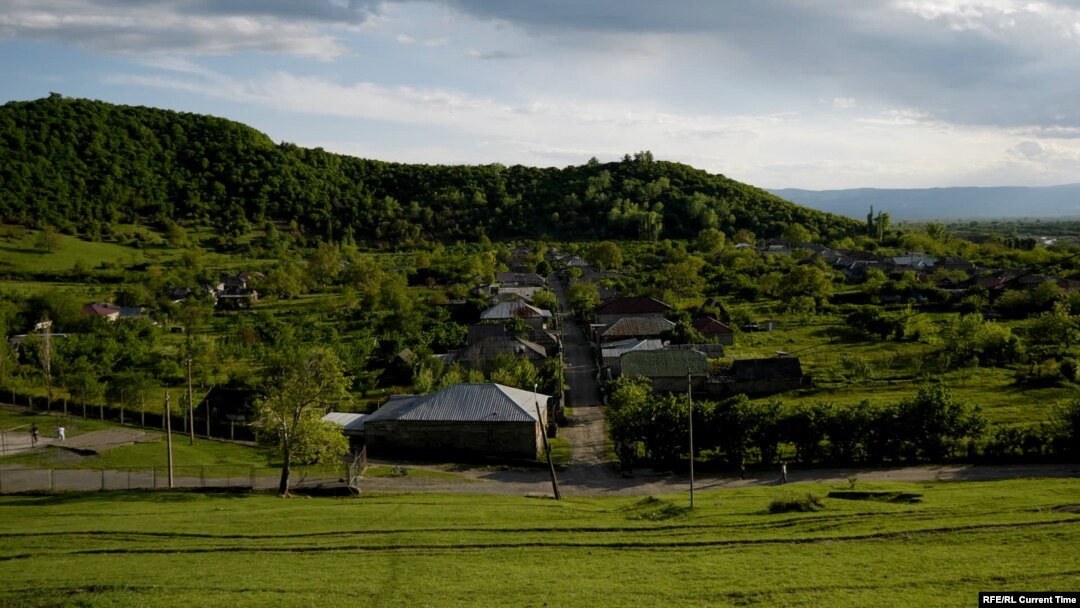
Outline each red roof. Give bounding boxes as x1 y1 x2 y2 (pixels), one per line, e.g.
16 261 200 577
692 316 734 335
595 296 672 315
82 303 121 316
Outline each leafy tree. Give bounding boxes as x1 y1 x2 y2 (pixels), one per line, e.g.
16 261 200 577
781 223 812 245
588 241 623 270
488 353 539 390
896 384 985 461
531 289 558 312
34 225 61 253
694 227 726 255
567 282 600 314
252 346 351 496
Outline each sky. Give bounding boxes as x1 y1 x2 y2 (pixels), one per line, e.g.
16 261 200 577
1 0 1079 190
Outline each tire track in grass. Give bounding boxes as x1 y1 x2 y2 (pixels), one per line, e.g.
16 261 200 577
1 518 1076 561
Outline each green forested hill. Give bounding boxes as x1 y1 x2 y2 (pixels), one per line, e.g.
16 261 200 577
0 94 860 243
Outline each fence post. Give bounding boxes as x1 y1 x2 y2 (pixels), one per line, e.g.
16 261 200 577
50 468 54 492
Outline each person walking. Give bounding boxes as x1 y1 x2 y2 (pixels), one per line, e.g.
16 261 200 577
30 423 39 447
57 425 66 441
780 462 788 484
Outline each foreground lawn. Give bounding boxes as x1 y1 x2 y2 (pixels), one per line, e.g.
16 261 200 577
0 478 1077 607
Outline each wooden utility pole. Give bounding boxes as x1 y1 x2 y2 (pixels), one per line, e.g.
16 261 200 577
165 392 175 489
186 357 195 445
535 384 561 500
688 368 695 509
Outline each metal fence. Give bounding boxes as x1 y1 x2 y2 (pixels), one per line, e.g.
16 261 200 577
0 465 346 494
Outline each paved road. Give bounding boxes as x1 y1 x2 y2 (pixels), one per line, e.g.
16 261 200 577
550 277 612 468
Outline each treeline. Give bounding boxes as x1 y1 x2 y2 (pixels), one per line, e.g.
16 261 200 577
607 378 1080 468
0 95 860 244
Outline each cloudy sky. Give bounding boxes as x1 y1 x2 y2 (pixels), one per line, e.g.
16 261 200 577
2 0 1079 189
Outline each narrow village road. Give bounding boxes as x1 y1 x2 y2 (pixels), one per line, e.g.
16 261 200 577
550 277 613 472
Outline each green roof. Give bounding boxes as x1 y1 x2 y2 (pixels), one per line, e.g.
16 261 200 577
620 349 708 378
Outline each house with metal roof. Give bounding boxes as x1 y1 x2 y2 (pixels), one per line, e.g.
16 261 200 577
601 338 664 377
479 301 553 329
595 296 672 326
322 412 368 450
620 349 709 394
598 316 675 344
363 383 550 460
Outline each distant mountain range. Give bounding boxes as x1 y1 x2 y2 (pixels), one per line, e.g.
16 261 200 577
769 185 1080 221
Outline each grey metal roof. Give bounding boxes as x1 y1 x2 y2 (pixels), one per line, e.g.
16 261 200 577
480 301 553 320
322 412 368 433
602 339 664 360
366 383 549 424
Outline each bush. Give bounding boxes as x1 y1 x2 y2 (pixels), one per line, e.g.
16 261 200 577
768 494 824 514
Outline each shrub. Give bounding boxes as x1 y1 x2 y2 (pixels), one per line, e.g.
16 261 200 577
768 493 824 514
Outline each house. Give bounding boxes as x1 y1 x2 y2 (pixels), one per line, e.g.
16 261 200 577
691 316 735 346
495 272 546 287
709 357 804 398
601 338 664 377
479 301 553 329
457 336 548 371
82 302 122 321
595 296 672 326
619 349 709 393
363 383 550 460
322 412 368 451
469 322 560 354
598 316 676 344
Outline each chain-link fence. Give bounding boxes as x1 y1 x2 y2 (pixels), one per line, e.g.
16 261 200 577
0 465 346 493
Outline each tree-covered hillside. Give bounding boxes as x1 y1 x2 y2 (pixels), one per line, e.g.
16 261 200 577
0 94 860 244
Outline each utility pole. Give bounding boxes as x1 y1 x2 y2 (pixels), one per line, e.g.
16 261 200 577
688 368 695 509
165 392 175 489
535 383 561 500
186 357 195 445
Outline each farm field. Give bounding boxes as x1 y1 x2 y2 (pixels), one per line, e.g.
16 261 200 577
0 478 1077 607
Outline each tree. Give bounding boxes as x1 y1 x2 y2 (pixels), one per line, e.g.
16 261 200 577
694 227 726 255
531 289 558 312
35 225 61 253
252 347 351 496
896 384 985 461
588 241 623 271
567 282 600 314
781 223 812 245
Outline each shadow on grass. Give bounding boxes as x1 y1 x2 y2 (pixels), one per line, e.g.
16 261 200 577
0 489 254 507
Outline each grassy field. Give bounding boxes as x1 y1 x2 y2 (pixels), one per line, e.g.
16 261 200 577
0 478 1076 606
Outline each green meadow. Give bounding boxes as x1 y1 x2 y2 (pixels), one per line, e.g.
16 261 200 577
0 478 1076 607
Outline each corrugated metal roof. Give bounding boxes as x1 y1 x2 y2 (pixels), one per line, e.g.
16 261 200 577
366 383 549 424
322 412 368 433
601 316 675 338
602 339 664 360
480 301 553 320
621 349 708 378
